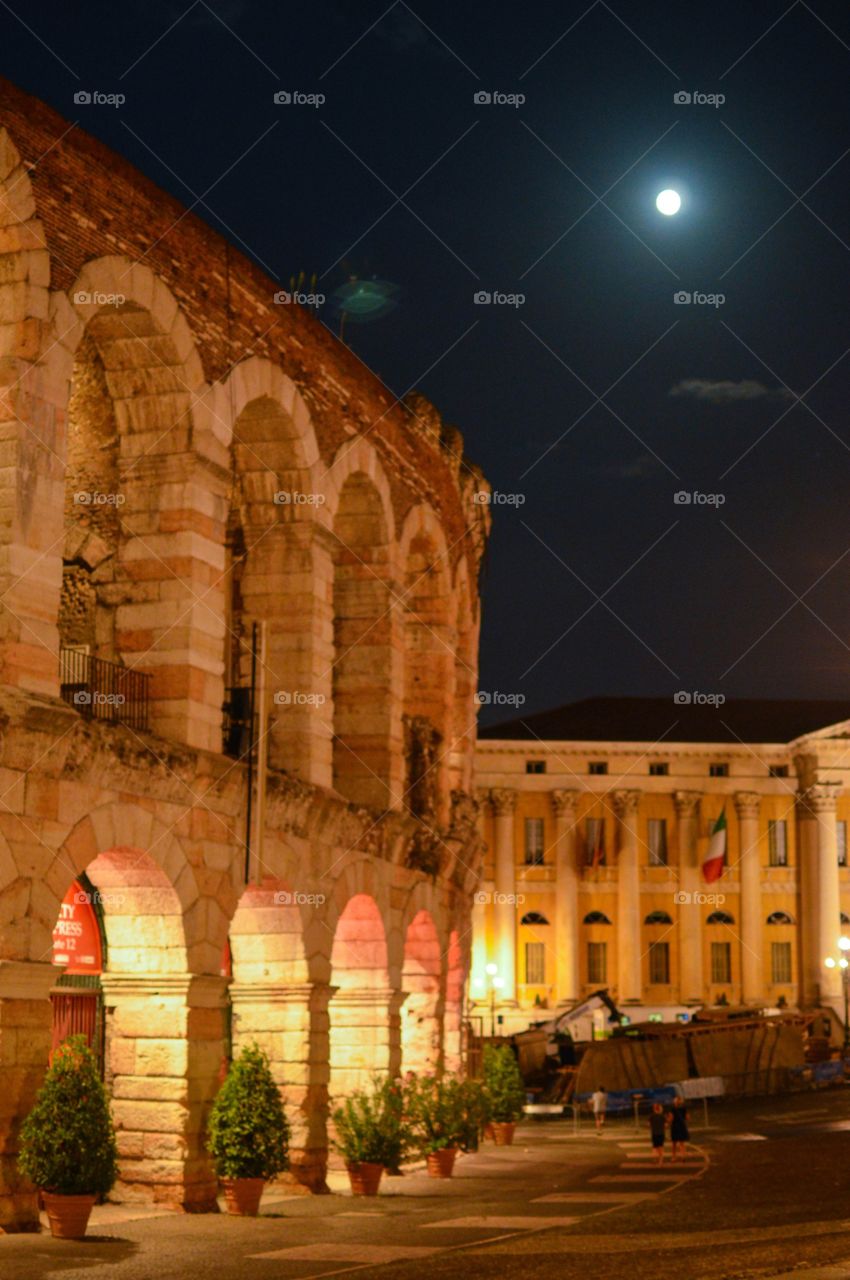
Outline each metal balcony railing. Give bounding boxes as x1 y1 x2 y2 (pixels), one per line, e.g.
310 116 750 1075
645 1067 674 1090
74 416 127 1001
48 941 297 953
222 685 254 759
59 647 150 731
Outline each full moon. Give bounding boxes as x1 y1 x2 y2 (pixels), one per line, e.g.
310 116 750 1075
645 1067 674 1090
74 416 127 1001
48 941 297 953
656 188 681 216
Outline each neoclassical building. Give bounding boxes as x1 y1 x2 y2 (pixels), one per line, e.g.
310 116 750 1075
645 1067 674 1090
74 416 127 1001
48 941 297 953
0 79 488 1228
474 697 850 1034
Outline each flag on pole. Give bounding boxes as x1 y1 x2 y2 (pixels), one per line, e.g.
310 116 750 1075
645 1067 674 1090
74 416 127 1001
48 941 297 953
702 809 727 883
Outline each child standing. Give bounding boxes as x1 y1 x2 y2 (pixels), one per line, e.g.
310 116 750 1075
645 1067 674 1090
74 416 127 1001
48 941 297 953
649 1102 666 1164
591 1085 607 1132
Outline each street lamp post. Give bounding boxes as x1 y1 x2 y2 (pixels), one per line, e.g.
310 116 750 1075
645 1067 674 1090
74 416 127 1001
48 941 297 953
823 934 850 1056
485 962 504 1037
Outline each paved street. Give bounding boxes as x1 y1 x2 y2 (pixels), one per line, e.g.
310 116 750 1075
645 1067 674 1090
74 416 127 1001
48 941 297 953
4 1088 850 1280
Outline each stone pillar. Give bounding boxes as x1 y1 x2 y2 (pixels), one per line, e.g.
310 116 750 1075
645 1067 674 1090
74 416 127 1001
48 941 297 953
0 961 55 1231
735 792 764 1005
101 973 227 1209
797 791 821 1007
802 784 843 1006
552 790 580 1006
675 791 703 1004
613 790 642 1004
230 980 332 1191
490 788 518 1002
328 987 405 1100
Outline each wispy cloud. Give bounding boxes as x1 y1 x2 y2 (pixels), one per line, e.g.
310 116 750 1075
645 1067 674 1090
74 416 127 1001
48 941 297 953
668 378 796 404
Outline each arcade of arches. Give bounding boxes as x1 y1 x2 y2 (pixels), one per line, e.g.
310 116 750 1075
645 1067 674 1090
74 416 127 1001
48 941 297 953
0 83 488 1230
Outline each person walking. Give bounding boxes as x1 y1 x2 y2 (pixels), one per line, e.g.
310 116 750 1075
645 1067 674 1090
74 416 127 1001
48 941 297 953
668 1096 690 1162
649 1102 666 1164
591 1085 607 1132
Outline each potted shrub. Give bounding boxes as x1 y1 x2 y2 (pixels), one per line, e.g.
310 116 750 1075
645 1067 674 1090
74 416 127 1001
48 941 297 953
331 1077 405 1196
456 1078 487 1153
405 1075 467 1178
482 1044 526 1146
207 1044 290 1215
18 1035 118 1239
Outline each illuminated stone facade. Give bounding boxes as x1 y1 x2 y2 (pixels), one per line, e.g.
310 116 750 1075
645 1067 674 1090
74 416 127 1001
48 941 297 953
0 80 487 1228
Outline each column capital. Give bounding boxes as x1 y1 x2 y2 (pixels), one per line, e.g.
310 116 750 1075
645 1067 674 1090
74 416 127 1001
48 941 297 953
734 791 762 819
490 787 518 816
674 790 702 818
612 789 642 818
798 782 842 816
551 788 580 818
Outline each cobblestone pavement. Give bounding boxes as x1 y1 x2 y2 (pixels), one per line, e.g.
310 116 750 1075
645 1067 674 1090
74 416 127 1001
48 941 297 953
4 1089 850 1279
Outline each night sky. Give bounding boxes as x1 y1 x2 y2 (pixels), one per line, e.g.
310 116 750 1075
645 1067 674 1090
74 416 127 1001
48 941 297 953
6 1 850 725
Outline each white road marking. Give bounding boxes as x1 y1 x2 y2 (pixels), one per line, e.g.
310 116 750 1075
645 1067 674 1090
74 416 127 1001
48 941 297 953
250 1244 440 1263
533 1192 655 1204
421 1215 579 1230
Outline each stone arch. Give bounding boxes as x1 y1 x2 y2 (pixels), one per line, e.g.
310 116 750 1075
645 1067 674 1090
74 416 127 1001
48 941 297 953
326 440 402 810
444 927 467 1073
400 907 444 1075
44 257 225 751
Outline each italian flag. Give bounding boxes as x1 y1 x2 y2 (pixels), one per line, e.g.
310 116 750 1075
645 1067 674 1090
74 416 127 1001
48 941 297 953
702 810 727 883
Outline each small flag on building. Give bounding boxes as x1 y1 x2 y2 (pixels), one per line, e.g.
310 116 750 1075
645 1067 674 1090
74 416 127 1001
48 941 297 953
702 809 727 883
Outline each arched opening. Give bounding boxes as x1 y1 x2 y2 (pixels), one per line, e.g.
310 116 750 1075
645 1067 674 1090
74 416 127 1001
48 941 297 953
331 475 398 808
328 893 392 1099
401 910 442 1075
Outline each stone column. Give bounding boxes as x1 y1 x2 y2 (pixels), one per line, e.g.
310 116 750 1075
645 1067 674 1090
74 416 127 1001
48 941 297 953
0 961 55 1231
101 973 228 1210
328 987 405 1099
675 791 703 1004
230 980 333 1191
490 788 518 1002
551 789 580 1006
735 792 764 1005
613 790 642 1004
802 784 843 1005
796 791 821 1007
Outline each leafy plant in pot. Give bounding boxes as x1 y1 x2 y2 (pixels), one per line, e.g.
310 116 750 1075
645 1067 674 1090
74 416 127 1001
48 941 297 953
331 1077 405 1195
18 1035 118 1239
207 1044 290 1215
405 1075 468 1178
482 1044 526 1145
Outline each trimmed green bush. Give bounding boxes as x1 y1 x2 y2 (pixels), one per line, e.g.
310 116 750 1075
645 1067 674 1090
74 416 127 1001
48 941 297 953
331 1076 405 1167
482 1044 526 1123
456 1078 487 1151
18 1035 118 1196
207 1045 290 1180
405 1074 468 1155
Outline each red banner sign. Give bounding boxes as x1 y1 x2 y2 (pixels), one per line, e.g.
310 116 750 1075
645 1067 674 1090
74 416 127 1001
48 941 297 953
52 881 103 973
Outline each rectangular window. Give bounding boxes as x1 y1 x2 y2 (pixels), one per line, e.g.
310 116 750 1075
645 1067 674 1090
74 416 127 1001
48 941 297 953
526 760 546 774
588 761 608 775
587 941 607 984
711 941 731 984
585 818 605 865
648 941 670 984
709 763 729 778
525 941 545 985
769 765 789 778
649 762 669 776
771 941 792 984
838 821 847 868
524 817 545 865
768 819 788 867
648 818 668 866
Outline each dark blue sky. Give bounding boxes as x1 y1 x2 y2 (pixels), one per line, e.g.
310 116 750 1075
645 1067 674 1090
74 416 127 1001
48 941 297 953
6 1 850 724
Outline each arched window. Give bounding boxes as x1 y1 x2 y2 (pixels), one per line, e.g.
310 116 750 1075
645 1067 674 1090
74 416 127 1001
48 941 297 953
644 910 672 925
841 912 850 925
766 911 795 925
521 912 550 926
583 911 612 925
706 911 735 925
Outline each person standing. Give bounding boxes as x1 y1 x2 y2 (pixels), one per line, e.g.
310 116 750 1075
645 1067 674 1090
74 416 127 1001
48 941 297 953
669 1096 690 1162
591 1085 607 1132
649 1102 666 1164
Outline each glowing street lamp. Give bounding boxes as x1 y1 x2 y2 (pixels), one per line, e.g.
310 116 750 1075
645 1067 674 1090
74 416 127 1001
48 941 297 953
824 936 850 1055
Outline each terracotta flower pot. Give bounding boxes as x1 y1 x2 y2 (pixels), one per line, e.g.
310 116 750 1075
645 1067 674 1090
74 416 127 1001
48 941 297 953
483 1122 495 1141
346 1161 384 1196
492 1122 516 1146
426 1147 457 1179
222 1177 265 1216
42 1191 96 1239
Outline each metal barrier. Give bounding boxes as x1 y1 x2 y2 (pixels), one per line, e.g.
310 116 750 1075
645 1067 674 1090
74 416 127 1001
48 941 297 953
60 647 150 731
